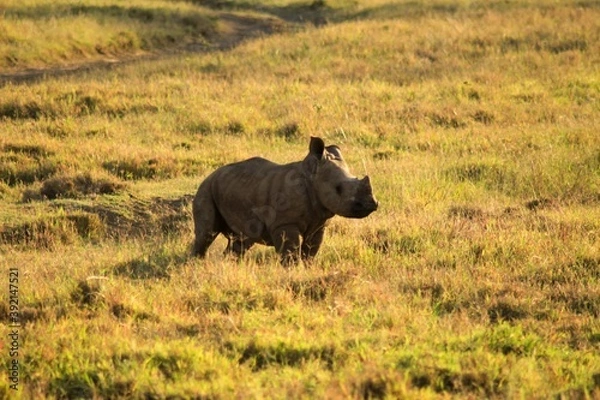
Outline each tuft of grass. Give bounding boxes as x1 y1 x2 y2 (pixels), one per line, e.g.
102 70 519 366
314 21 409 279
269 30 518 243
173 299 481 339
275 121 301 141
287 271 354 302
448 205 484 220
25 171 126 200
363 228 423 255
0 143 59 186
444 161 517 194
3 143 54 158
71 278 106 309
102 156 204 181
351 368 407 399
0 212 105 248
225 338 341 372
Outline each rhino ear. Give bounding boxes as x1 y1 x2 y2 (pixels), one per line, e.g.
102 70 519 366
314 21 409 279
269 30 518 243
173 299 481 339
325 145 343 160
309 137 325 160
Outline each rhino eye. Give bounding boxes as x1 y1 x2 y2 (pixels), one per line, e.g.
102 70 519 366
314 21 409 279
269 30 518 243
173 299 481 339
335 184 343 195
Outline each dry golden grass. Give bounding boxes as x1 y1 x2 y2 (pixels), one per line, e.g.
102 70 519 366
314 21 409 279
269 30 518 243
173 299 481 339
1 0 599 398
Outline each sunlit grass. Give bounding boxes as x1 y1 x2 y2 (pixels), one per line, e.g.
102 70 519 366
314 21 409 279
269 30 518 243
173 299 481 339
1 0 600 398
0 0 218 70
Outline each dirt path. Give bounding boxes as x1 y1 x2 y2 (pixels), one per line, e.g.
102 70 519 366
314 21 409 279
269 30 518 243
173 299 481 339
0 12 289 86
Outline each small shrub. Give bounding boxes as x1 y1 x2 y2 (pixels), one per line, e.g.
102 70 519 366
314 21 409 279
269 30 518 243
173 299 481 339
108 31 139 52
173 142 192 150
524 198 553 211
35 172 126 200
429 111 467 129
310 0 327 9
110 303 156 322
472 110 495 124
373 150 395 160
225 120 245 136
488 300 530 324
71 279 105 308
275 122 300 141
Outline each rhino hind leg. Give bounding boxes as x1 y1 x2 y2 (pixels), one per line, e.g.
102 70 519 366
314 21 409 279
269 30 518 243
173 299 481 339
271 225 302 266
192 194 225 257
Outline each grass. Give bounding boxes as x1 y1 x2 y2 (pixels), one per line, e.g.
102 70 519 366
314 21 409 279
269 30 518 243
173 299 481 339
1 0 600 398
0 0 218 71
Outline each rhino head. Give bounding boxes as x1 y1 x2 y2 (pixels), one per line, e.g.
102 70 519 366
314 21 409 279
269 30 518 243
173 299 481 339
304 137 378 218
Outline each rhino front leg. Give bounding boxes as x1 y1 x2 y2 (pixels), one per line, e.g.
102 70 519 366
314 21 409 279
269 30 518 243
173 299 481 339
225 236 254 258
271 225 302 266
301 226 325 263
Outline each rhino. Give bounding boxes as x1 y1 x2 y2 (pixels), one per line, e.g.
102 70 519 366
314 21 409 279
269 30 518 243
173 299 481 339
192 136 378 265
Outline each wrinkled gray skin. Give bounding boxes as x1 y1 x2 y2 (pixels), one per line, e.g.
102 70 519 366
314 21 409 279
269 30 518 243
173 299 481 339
192 137 378 266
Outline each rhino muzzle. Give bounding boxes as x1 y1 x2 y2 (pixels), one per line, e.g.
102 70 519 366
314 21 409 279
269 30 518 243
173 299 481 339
346 175 378 218
349 198 379 218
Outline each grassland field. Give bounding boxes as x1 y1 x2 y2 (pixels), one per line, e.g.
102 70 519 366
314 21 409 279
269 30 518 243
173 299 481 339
1 0 600 398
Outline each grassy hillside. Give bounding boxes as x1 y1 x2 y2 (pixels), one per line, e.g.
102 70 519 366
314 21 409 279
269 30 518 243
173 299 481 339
1 0 600 398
